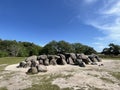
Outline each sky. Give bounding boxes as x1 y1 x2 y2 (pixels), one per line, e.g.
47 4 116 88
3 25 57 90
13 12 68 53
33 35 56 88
0 0 120 52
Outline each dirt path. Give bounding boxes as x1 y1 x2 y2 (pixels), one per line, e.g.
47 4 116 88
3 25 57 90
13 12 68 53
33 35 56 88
0 60 120 90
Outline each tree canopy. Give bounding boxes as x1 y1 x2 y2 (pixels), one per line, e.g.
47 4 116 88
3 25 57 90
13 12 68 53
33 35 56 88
0 39 42 57
40 40 96 55
102 43 120 55
0 39 97 57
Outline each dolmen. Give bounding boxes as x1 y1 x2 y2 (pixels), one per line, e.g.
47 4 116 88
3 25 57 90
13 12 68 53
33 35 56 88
17 53 102 74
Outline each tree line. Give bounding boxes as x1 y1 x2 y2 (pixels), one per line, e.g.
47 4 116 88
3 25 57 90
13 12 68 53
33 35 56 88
1 39 120 57
0 39 96 57
102 43 120 56
0 39 42 57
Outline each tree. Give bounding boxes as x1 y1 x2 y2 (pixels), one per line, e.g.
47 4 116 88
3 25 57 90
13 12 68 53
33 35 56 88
57 41 74 53
83 46 96 55
40 40 58 54
40 40 97 55
102 48 110 55
72 43 84 53
0 40 42 57
102 43 120 55
0 39 97 57
8 44 20 56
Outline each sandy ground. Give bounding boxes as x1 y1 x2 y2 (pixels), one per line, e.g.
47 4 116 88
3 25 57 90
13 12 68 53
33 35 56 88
0 60 120 90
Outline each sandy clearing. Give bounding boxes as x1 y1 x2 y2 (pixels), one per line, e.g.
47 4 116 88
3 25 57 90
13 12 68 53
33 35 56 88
1 60 120 90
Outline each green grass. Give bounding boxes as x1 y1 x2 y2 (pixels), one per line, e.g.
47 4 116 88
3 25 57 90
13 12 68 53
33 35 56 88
99 54 120 60
87 73 99 77
24 74 73 90
0 57 26 65
23 84 60 90
0 65 7 71
100 77 115 84
24 84 72 90
103 58 120 60
0 87 7 90
110 72 120 80
88 87 102 90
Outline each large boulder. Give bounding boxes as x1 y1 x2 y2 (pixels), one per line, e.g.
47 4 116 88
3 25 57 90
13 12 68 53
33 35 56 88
58 54 67 65
25 55 37 62
17 61 26 68
50 59 57 65
48 55 58 65
37 55 48 60
76 59 86 67
31 60 39 67
27 67 38 74
25 61 32 67
88 54 102 62
67 57 74 65
38 60 44 65
70 53 77 63
95 55 102 62
65 53 76 64
37 55 49 65
43 59 49 66
36 65 47 72
76 53 91 64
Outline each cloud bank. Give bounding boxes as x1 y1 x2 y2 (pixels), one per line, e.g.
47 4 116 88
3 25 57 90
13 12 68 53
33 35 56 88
66 0 120 51
85 0 120 51
84 0 97 4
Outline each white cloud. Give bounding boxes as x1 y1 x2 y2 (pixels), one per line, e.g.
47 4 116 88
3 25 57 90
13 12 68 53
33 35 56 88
66 0 120 51
87 0 120 51
84 0 97 4
102 1 120 16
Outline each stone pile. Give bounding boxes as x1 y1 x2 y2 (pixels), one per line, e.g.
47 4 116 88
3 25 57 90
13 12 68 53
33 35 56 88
17 53 102 74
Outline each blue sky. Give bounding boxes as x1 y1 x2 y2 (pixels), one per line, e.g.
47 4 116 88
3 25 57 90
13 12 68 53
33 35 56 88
0 0 120 52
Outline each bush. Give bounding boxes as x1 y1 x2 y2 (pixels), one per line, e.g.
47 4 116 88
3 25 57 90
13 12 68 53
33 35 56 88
98 54 120 59
0 51 8 57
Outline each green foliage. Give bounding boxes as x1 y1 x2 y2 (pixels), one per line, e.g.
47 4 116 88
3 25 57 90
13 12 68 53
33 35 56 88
0 87 7 90
0 39 96 57
98 54 120 59
0 39 42 57
0 57 25 65
23 84 60 90
72 43 83 53
24 74 73 90
102 43 120 55
24 84 72 90
100 77 115 83
40 40 58 54
110 72 120 80
57 41 74 53
0 51 8 57
41 40 96 55
88 87 102 90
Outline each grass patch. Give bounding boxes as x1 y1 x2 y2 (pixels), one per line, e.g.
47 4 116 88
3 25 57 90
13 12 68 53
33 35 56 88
110 72 120 80
0 57 25 65
86 84 103 90
23 84 60 90
0 72 15 81
103 58 120 60
99 54 120 60
0 65 7 71
31 73 73 82
0 87 7 90
100 77 115 83
88 87 102 90
87 73 99 77
25 73 73 90
24 84 72 90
